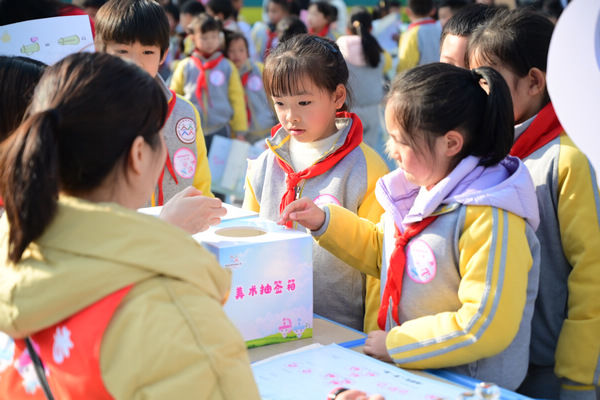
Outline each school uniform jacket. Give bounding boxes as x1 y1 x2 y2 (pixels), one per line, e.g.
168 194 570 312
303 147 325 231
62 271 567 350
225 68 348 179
314 156 541 390
243 116 389 331
397 18 441 73
156 76 212 203
0 196 259 399
238 61 277 140
523 133 600 388
170 52 248 136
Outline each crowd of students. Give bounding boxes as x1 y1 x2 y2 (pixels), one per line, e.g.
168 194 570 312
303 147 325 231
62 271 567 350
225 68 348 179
0 0 598 399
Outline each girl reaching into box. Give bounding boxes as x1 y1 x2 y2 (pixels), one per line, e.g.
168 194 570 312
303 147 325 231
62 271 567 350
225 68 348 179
280 63 541 391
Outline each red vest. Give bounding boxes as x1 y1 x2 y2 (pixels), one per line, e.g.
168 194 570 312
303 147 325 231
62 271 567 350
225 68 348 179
0 286 132 399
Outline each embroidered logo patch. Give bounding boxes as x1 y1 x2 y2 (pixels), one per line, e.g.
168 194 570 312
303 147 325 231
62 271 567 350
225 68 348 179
209 70 226 87
313 194 341 207
247 75 263 92
175 118 196 144
173 148 197 179
406 239 437 284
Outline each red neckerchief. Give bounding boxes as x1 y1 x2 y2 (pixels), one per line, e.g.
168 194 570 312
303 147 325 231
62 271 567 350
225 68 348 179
156 90 178 206
309 25 331 37
408 18 436 30
190 52 224 113
241 70 252 125
0 196 3 207
510 102 564 159
58 5 95 36
265 30 278 59
273 112 363 227
378 216 438 330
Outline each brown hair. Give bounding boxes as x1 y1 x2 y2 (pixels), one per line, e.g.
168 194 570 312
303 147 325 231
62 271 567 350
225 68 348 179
263 34 351 108
0 52 167 263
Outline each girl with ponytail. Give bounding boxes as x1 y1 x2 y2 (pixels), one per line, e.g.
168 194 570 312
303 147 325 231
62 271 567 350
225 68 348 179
0 52 259 399
280 62 541 390
337 7 393 171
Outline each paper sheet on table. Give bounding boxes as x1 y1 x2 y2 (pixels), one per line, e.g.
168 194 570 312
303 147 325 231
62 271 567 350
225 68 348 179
0 16 94 65
252 344 466 400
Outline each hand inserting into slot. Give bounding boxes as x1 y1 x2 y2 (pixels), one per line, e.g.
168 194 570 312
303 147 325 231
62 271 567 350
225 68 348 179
160 186 226 233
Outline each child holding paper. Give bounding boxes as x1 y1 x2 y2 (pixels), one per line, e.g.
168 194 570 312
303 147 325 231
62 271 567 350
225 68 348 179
280 62 541 391
243 34 389 332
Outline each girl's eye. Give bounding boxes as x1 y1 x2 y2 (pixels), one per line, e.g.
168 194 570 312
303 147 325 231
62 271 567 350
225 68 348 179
299 101 311 106
143 51 155 55
116 49 128 54
274 101 284 106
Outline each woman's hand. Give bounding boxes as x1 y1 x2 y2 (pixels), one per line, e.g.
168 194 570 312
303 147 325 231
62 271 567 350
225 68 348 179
159 187 226 233
279 197 326 231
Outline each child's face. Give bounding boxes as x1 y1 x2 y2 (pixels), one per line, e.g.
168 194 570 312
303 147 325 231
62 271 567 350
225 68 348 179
180 13 194 33
193 30 221 55
469 57 538 124
440 34 468 68
307 5 328 32
227 38 249 70
384 104 451 189
104 41 165 78
272 76 346 143
267 2 288 25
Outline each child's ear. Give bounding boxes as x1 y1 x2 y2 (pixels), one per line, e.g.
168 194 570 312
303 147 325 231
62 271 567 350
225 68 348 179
159 48 169 67
444 130 464 157
333 84 347 110
526 67 546 98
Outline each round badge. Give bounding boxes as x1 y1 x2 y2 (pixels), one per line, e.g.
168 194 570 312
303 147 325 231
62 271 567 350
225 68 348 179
175 118 196 144
247 75 263 92
313 194 341 207
173 148 197 179
209 70 226 87
405 239 437 284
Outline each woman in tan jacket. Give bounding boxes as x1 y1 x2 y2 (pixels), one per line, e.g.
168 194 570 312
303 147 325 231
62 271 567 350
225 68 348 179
0 52 259 400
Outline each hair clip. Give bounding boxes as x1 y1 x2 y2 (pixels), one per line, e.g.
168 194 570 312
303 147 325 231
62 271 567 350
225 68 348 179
313 36 338 53
352 20 361 29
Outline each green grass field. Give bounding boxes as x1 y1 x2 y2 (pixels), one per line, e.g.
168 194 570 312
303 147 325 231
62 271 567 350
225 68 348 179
246 328 314 349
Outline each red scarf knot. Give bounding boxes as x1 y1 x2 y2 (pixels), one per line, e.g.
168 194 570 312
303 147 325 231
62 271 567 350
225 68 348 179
274 112 364 228
377 215 438 330
190 52 225 113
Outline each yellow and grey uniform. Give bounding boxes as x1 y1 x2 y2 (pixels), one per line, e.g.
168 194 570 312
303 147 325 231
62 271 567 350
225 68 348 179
155 76 212 203
313 156 541 390
243 117 388 331
238 61 277 141
397 18 441 73
170 52 248 136
517 133 600 398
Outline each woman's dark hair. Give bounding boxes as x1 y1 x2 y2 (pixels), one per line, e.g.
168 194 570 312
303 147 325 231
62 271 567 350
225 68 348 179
466 8 554 77
386 62 513 168
207 0 234 20
310 1 338 23
0 0 63 25
189 12 222 34
263 34 351 109
0 56 46 142
95 0 171 57
276 16 307 42
0 52 167 263
348 7 382 68
268 0 301 16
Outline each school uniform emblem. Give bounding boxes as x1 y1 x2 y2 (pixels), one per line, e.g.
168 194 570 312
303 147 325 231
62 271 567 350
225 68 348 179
175 118 196 144
173 148 197 179
247 75 262 92
405 239 437 284
209 70 226 86
313 194 341 207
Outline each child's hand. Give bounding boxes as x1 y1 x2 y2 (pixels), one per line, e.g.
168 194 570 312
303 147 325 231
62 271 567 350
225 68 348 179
335 389 385 400
159 186 226 233
364 330 393 363
279 197 326 231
